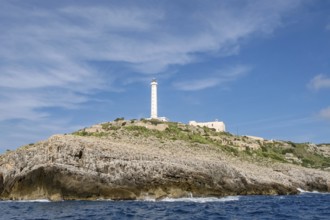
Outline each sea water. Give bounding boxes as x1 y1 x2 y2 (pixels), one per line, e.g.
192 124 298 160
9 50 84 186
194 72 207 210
0 193 329 219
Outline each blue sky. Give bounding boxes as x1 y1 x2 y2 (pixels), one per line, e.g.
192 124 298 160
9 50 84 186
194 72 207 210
1 0 330 152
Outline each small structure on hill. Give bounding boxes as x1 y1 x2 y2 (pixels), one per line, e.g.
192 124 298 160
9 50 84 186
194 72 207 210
244 135 264 141
189 120 226 132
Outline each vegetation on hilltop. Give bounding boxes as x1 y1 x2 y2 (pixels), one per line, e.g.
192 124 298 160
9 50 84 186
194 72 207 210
71 119 330 170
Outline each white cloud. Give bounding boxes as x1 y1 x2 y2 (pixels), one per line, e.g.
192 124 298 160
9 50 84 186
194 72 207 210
319 107 330 120
326 24 330 31
0 118 83 152
0 89 89 121
60 6 164 31
174 78 221 91
308 74 330 91
173 65 250 91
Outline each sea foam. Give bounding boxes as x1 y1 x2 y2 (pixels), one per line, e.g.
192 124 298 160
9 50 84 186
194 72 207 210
0 199 50 203
159 196 240 203
297 188 328 194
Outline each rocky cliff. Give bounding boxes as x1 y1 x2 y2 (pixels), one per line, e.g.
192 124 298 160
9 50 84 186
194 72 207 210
0 119 329 201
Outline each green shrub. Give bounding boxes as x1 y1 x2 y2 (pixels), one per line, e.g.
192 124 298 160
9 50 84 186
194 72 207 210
281 148 294 154
101 123 111 130
321 161 330 168
150 119 163 126
125 125 148 132
244 148 253 156
223 146 239 156
110 126 121 131
266 152 286 162
114 117 124 122
92 132 108 137
302 158 315 167
73 130 89 136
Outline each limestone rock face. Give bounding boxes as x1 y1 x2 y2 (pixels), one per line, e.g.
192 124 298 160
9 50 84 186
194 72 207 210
0 131 329 201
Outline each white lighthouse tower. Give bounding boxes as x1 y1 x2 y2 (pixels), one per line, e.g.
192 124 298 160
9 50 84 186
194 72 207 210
149 79 168 121
150 79 158 119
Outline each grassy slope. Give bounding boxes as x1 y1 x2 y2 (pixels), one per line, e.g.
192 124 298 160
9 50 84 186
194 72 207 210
70 119 330 170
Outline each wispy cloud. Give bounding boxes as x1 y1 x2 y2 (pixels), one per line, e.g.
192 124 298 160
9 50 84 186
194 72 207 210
326 24 330 31
231 112 316 134
232 115 318 142
173 65 250 91
319 107 330 120
0 89 90 121
0 118 83 152
174 78 221 91
308 74 330 91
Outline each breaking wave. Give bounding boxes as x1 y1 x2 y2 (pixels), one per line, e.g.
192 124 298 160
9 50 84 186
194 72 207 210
0 199 50 203
297 188 328 194
159 196 240 203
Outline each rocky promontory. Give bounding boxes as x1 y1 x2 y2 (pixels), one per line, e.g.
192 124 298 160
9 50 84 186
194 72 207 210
0 119 329 201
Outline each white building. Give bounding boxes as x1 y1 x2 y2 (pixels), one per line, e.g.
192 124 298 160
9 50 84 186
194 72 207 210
189 120 226 132
149 79 168 122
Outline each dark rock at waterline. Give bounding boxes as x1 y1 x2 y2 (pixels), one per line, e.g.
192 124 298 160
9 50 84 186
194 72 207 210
0 173 4 195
